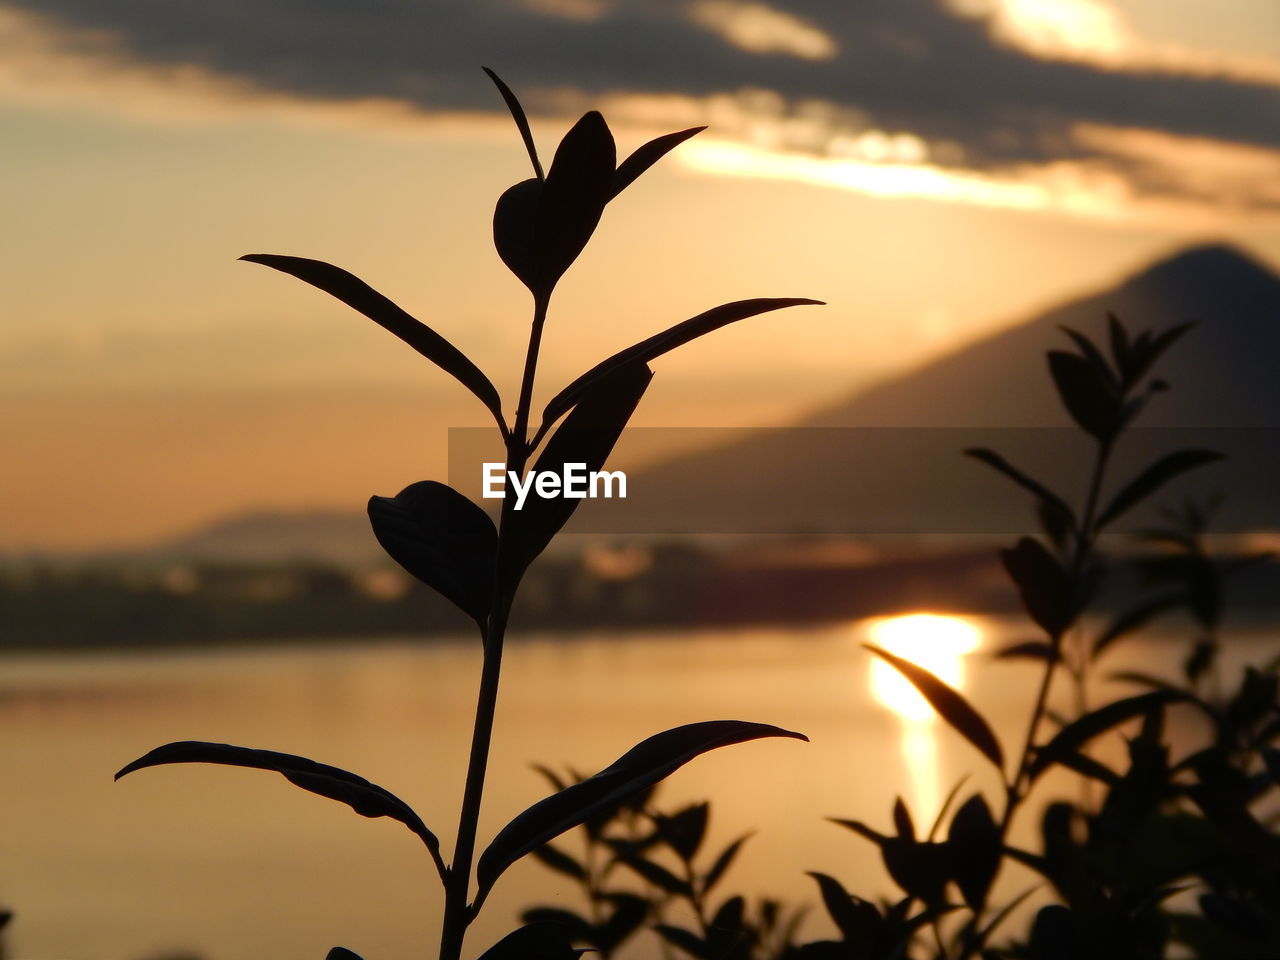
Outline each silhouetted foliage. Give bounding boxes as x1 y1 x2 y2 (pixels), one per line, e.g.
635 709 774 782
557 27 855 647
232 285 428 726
525 317 1278 960
113 70 816 960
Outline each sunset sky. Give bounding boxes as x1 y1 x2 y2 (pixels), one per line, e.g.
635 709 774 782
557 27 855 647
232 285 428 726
4 0 1280 550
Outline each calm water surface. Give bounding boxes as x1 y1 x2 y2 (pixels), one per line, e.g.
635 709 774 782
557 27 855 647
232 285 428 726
0 621 1265 960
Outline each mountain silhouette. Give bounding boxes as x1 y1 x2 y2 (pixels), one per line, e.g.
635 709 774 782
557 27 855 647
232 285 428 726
804 242 1280 429
611 242 1280 536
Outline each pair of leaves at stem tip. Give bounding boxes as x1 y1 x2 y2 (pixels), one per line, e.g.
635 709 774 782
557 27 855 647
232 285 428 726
486 67 703 300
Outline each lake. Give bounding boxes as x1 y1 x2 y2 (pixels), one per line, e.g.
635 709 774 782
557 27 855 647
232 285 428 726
0 618 1265 960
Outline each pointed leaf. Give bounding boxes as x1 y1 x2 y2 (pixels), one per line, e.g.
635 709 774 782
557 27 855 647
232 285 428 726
702 833 751 896
620 855 692 896
1107 313 1132 382
892 797 915 841
533 111 616 294
475 720 806 900
654 925 709 959
538 299 821 438
326 950 363 960
594 893 650 953
947 794 1000 910
993 640 1059 662
477 922 588 960
655 801 709 861
483 67 544 180
1028 691 1181 781
531 842 588 881
1090 593 1180 660
963 448 1075 531
1048 349 1118 439
500 361 651 588
1001 536 1073 637
520 909 594 945
115 741 443 875
1096 450 1224 530
1127 322 1193 385
807 872 881 943
493 178 544 293
865 645 1004 772
828 818 886 846
927 775 970 842
367 481 497 628
611 126 705 199
1059 326 1116 388
241 255 503 431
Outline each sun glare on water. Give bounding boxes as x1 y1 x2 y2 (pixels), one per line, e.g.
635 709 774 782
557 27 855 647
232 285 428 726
868 613 983 721
865 613 985 819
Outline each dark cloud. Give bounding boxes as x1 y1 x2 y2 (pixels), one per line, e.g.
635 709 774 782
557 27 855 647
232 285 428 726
14 0 1280 168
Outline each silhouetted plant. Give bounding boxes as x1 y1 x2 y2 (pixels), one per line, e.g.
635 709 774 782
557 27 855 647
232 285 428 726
527 316 1279 960
113 71 817 960
522 775 805 960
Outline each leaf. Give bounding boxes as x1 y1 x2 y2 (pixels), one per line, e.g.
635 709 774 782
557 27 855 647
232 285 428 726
1048 349 1118 439
326 950 363 960
927 775 970 842
483 67 544 180
500 361 652 589
1096 449 1224 530
655 801 709 860
994 640 1059 662
537 298 821 440
1001 536 1073 637
493 178 544 294
1127 322 1193 385
702 833 751 896
240 255 504 432
864 645 1004 772
807 872 881 943
1058 326 1116 388
1107 313 1132 380
533 111 616 294
964 448 1076 531
594 894 650 953
828 817 887 846
1029 905 1080 960
475 720 806 901
1091 593 1180 660
892 797 915 840
655 924 708 959
531 842 588 882
367 481 497 628
620 855 693 896
611 126 705 199
115 741 444 877
1028 691 1181 781
946 794 1000 910
520 909 594 945
476 922 589 960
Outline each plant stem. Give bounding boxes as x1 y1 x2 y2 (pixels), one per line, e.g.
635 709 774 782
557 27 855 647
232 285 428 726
440 601 512 960
438 293 551 960
961 437 1114 960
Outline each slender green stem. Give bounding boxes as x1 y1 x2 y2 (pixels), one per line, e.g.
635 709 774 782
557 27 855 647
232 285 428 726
438 293 551 960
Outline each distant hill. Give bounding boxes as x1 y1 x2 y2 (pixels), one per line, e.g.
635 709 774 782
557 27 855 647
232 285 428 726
610 243 1280 536
151 510 382 564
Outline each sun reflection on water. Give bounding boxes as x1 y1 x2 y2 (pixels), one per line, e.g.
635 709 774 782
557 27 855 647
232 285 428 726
865 613 984 819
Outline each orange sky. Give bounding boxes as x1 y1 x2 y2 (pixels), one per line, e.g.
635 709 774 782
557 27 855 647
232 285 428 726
4 0 1280 550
